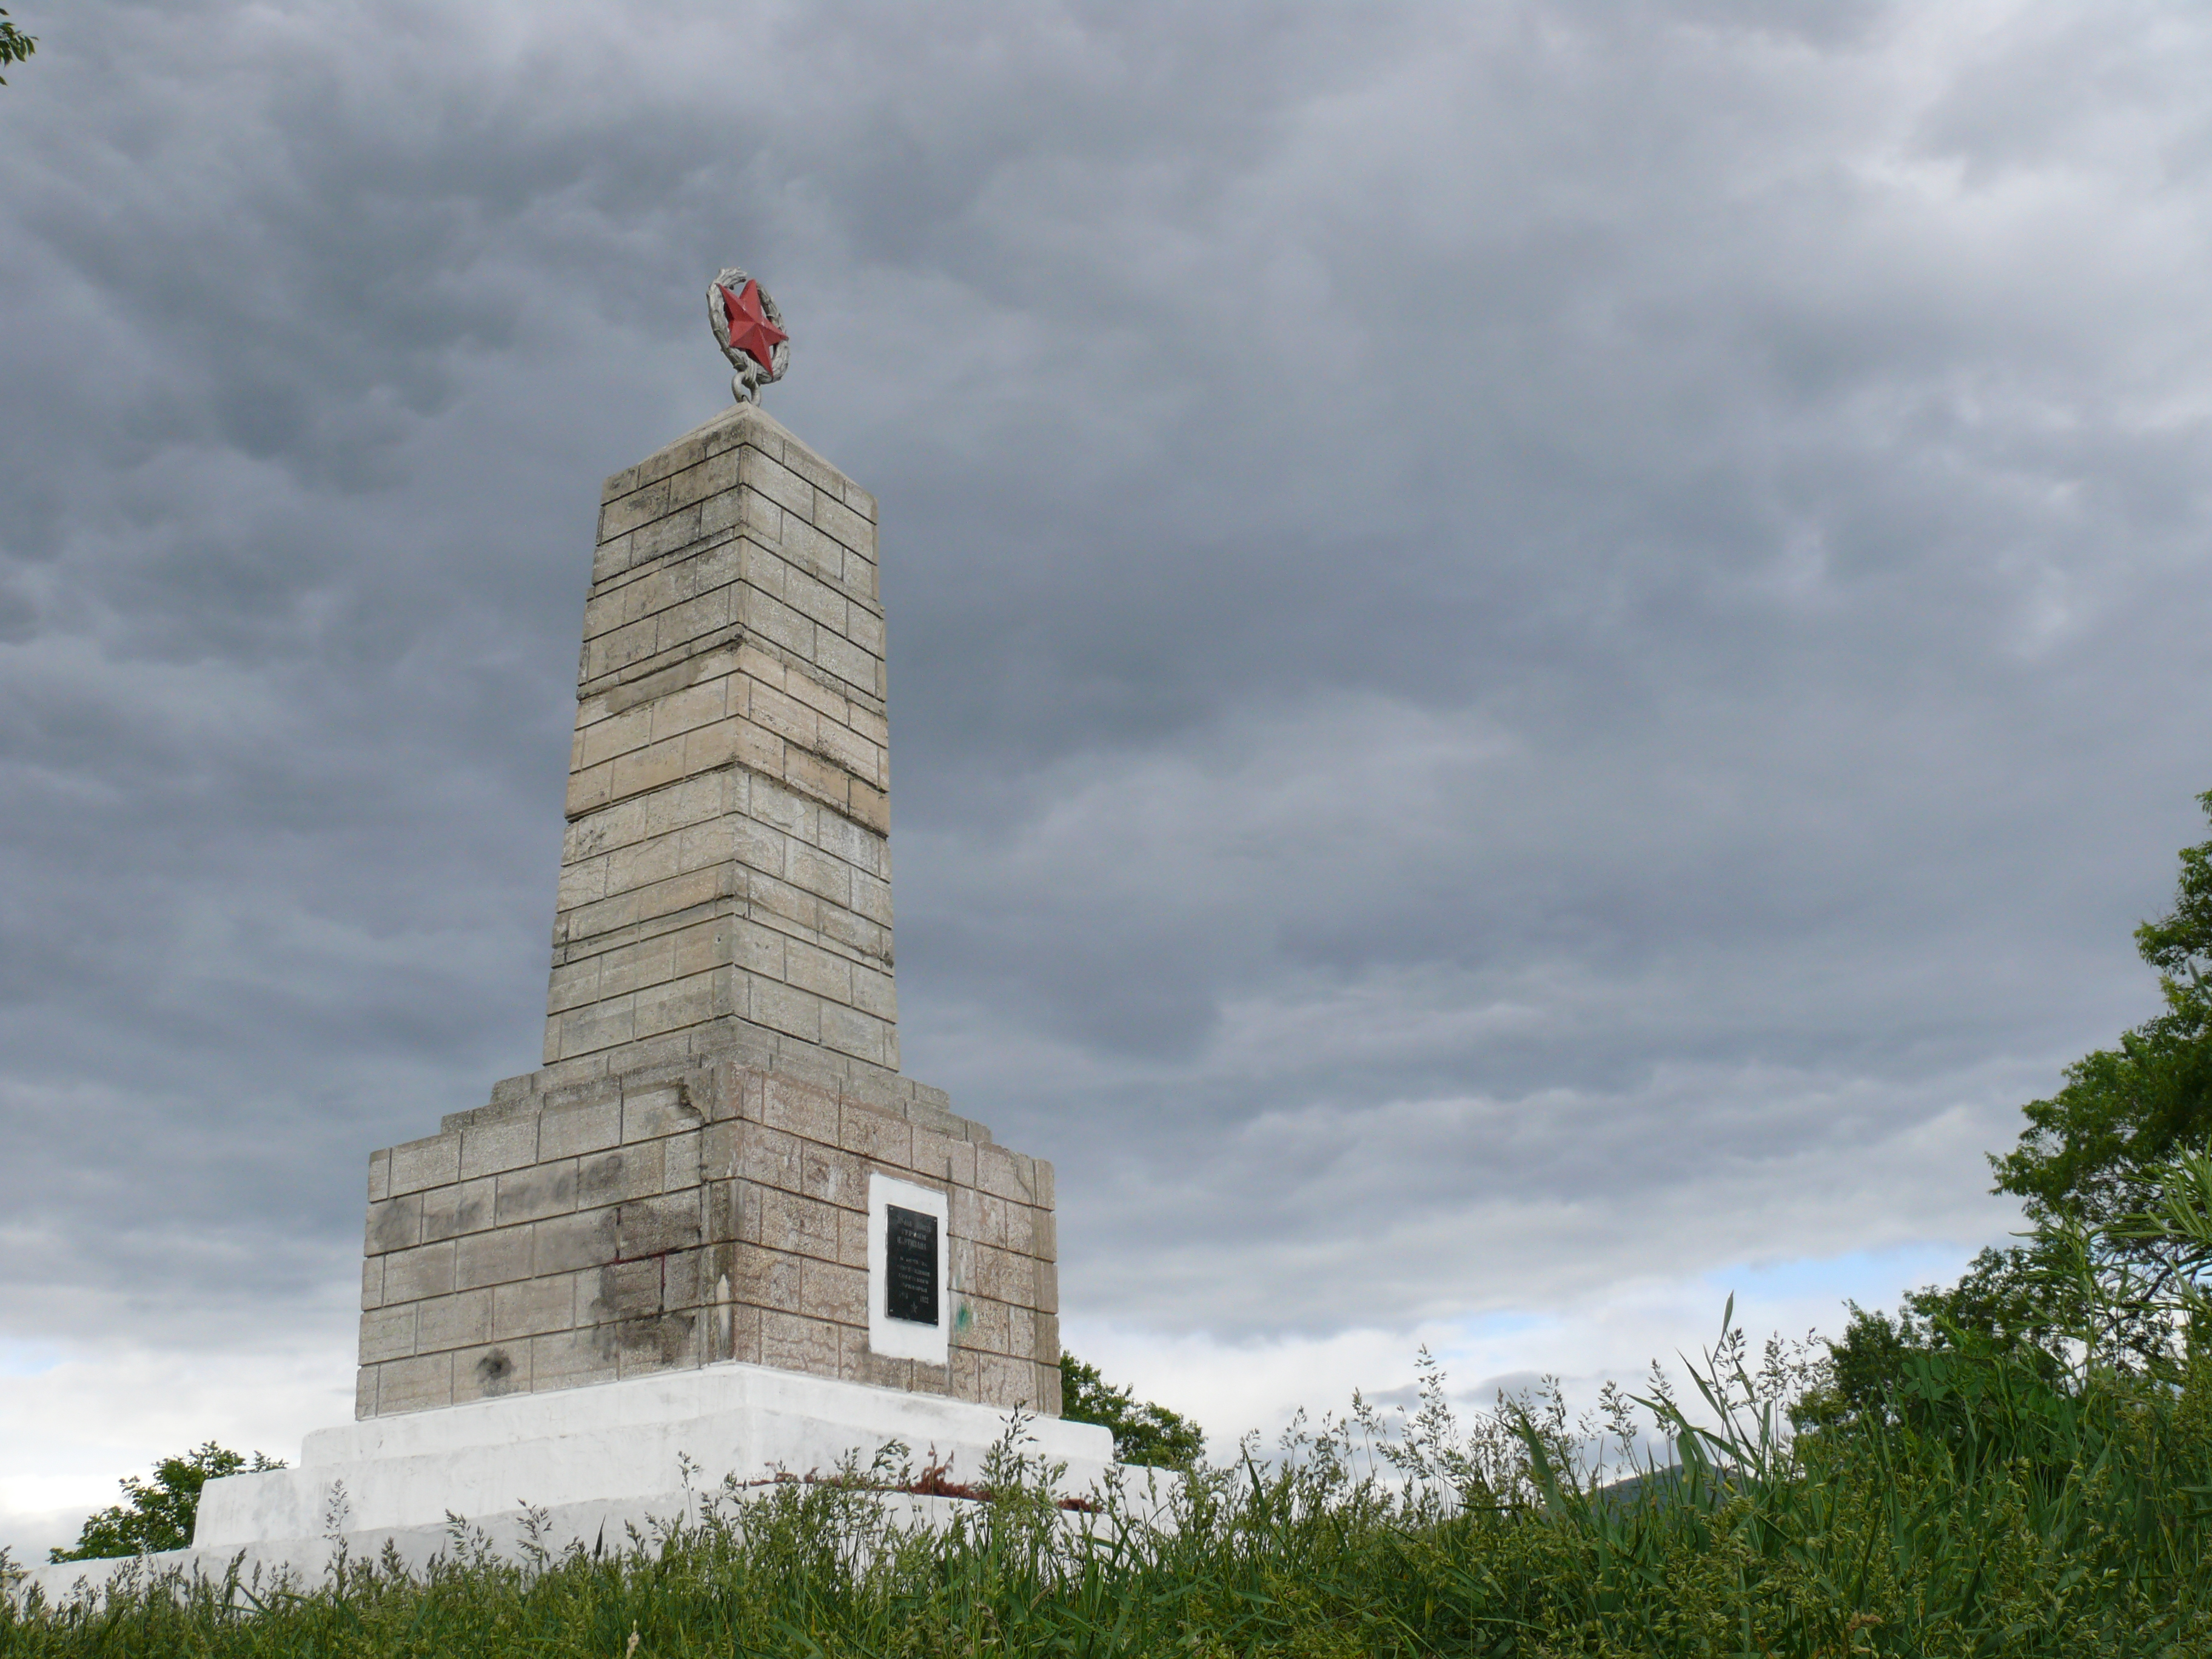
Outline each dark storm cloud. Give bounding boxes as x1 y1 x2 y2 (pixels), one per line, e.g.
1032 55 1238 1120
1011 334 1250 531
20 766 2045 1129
2 0 2211 1359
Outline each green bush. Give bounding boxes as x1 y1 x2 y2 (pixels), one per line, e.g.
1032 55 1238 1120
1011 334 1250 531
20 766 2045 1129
49 1444 284 1563
1058 1353 1206 1468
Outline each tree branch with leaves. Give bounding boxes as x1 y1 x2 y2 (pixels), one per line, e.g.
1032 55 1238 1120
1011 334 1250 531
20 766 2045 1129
0 9 35 84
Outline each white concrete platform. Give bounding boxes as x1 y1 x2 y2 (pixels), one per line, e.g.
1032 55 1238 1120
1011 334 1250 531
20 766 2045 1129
18 1362 1122 1608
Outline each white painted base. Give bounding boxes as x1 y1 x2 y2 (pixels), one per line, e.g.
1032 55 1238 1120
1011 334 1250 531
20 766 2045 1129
21 1362 1124 1607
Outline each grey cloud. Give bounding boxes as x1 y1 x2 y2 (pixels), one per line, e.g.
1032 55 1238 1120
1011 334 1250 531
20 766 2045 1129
3 0 2211 1366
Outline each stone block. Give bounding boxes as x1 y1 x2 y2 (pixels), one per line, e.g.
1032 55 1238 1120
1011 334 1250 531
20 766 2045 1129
752 1187 840 1262
851 870 893 927
782 751 851 817
598 476 671 541
530 1327 620 1394
759 1310 840 1379
783 937 851 1004
973 1192 1009 1249
577 1146 663 1209
614 1312 700 1380
604 833 682 899
359 1305 415 1365
540 1096 622 1161
760 982 831 1044
495 1161 578 1226
420 1177 496 1244
979 1353 1033 1410
813 494 875 559
618 1192 703 1258
367 1150 391 1204
623 1084 700 1143
760 1076 839 1145
836 1206 872 1271
364 1195 421 1257
961 1295 1010 1357
663 1129 703 1191
361 1256 384 1311
377 1353 454 1415
534 1207 620 1275
662 1245 710 1310
546 955 602 1014
383 1241 457 1304
949 1346 981 1403
492 1273 577 1342
975 1145 1036 1204
798 1142 865 1210
389 1134 461 1196
746 591 817 663
588 1259 663 1324
739 448 814 520
819 1004 889 1068
455 1225 535 1291
454 1341 529 1404
416 1289 492 1354
799 1258 866 1327
631 499 703 563
839 1102 911 1168
1033 1361 1064 1416
700 1119 741 1181
968 1242 1028 1307
731 1241 802 1312
723 1300 762 1366
737 1121 803 1191
843 1331 913 1393
850 965 897 1021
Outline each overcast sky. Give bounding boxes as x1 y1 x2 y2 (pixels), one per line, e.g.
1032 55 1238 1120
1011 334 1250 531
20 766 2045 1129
5 0 2212 1555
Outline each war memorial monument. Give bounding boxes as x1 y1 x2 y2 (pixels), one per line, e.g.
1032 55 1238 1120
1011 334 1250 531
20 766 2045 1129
28 272 1114 1597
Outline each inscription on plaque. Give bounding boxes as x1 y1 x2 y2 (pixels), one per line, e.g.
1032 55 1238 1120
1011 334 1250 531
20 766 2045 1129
885 1204 938 1326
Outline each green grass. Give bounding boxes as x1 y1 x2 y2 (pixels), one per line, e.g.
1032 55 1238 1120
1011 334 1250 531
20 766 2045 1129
8 1321 2212 1658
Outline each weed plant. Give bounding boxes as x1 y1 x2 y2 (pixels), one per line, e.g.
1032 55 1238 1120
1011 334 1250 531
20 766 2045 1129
7 1302 2212 1659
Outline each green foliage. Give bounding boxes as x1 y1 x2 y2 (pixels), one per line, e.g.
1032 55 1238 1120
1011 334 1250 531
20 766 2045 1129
1995 788 2212 1239
49 1444 284 1563
12 1324 2212 1657
0 9 34 84
1057 1352 1206 1468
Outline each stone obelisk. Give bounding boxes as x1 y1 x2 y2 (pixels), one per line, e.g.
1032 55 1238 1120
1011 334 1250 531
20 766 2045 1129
350 270 1066 1423
21 275 1112 1604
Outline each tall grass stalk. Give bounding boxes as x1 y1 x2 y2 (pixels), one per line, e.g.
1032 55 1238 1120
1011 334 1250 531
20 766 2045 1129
8 1311 2212 1657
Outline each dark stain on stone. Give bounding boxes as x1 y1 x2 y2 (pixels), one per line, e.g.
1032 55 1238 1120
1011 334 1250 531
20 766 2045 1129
475 1349 517 1395
616 1312 695 1366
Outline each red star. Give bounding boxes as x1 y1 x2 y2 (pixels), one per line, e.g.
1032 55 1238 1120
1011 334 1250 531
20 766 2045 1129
718 280 788 372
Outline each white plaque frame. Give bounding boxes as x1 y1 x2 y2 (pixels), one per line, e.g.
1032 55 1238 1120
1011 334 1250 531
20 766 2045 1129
866 1172 949 1364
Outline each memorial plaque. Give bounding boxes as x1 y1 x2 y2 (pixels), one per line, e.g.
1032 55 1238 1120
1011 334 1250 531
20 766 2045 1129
885 1204 938 1326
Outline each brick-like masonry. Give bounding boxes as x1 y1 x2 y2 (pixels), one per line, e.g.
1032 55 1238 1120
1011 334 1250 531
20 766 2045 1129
358 401 1065 1420
548 400 899 1078
358 1040 1058 1419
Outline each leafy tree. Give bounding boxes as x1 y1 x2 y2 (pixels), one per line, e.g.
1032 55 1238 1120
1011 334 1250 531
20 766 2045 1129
1059 1353 1206 1468
0 9 35 84
1993 787 2212 1236
1808 793 2212 1413
49 1442 284 1561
